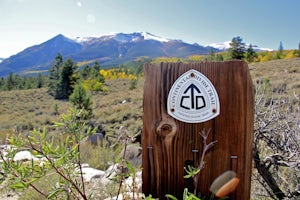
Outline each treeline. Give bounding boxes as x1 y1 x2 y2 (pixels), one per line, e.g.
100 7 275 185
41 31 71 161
155 36 300 63
1 37 298 92
0 54 144 93
0 73 47 91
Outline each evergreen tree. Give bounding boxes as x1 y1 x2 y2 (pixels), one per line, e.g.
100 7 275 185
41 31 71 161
36 73 44 88
297 42 300 57
55 58 78 99
215 54 224 61
69 84 93 119
48 53 63 96
0 77 5 90
6 72 15 91
209 48 215 61
246 44 257 62
81 65 91 80
93 61 101 71
229 36 246 60
79 61 104 82
278 41 284 52
276 41 284 59
88 61 104 82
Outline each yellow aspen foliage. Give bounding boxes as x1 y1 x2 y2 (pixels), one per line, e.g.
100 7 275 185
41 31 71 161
284 50 296 59
188 55 203 61
152 57 183 63
254 54 263 62
92 82 103 91
100 68 137 80
82 79 103 91
261 51 273 62
100 69 108 78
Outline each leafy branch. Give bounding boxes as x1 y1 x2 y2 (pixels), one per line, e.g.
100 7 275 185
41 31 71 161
0 108 95 199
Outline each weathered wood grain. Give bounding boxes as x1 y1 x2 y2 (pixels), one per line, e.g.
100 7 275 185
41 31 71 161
142 61 254 199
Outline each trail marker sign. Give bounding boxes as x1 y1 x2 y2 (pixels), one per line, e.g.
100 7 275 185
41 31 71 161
167 69 220 123
142 61 254 199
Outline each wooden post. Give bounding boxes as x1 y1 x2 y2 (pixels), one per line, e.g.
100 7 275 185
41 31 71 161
142 61 254 199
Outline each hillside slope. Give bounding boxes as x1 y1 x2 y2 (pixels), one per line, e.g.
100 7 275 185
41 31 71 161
0 58 299 141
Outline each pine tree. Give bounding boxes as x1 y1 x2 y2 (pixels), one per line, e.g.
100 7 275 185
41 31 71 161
209 48 215 61
81 65 91 80
276 41 284 59
278 41 284 52
6 72 15 91
92 61 105 82
55 58 78 99
48 53 63 96
69 84 93 119
93 61 100 71
36 73 44 88
229 36 246 60
246 44 257 62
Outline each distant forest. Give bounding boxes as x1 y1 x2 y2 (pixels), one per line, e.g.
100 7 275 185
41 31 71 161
1 36 299 92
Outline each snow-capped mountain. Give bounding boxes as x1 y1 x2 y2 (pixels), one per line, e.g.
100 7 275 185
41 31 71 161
207 41 273 51
73 32 170 44
0 32 214 76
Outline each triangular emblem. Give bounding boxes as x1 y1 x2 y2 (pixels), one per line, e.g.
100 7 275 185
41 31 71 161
167 69 220 123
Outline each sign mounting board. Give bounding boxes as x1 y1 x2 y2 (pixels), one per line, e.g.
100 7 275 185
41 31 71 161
167 69 220 123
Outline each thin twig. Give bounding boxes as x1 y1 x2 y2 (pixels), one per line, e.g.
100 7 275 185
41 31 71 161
193 129 217 195
27 139 87 200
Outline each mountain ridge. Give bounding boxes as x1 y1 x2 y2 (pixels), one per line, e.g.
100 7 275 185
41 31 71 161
0 32 270 76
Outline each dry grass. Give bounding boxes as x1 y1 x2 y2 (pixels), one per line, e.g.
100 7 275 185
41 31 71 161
0 78 143 143
0 88 70 143
1 58 299 142
249 58 300 95
0 58 299 199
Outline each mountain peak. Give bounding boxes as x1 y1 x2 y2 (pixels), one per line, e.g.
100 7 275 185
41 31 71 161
108 32 170 43
50 34 77 43
0 31 213 76
140 32 170 42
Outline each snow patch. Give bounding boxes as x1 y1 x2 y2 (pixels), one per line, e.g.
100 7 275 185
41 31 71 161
141 32 169 42
206 41 273 51
73 36 95 43
206 41 231 50
71 32 170 44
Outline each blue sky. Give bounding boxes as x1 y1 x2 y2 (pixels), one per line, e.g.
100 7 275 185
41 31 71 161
0 0 299 58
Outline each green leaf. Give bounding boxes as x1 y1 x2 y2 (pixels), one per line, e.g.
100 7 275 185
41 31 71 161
183 188 188 199
126 161 135 174
53 122 65 127
11 182 27 189
41 127 47 140
184 173 194 179
47 187 65 199
24 177 39 185
165 194 178 200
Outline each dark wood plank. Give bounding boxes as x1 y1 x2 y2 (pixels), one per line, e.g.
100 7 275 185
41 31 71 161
142 61 254 199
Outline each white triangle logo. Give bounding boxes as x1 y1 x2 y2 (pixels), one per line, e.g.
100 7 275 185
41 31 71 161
167 69 220 123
